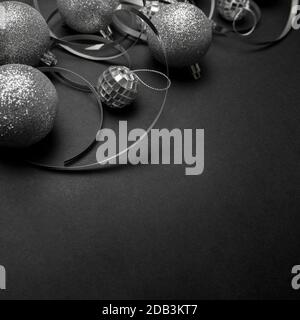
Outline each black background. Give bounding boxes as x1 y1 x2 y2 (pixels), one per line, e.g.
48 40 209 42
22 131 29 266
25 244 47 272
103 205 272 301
0 0 299 300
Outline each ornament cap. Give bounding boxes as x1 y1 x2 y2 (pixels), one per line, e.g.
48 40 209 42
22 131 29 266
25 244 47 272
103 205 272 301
100 25 113 40
40 50 58 67
191 64 201 80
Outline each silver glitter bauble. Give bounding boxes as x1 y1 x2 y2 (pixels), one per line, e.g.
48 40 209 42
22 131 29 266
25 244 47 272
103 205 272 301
146 3 213 68
97 66 139 109
0 64 58 148
0 1 50 66
57 0 120 34
217 0 249 21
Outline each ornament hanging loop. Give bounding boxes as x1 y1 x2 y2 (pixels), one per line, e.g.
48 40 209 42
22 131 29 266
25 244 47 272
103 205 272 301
132 69 172 92
40 50 58 67
99 25 113 40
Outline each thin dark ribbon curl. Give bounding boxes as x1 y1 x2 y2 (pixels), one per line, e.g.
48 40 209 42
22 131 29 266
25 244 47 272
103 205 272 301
26 6 170 172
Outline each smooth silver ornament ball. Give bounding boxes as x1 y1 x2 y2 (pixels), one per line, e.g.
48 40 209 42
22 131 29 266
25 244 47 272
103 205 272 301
217 0 249 21
97 66 139 109
0 64 58 148
57 0 120 34
0 1 50 66
146 3 213 68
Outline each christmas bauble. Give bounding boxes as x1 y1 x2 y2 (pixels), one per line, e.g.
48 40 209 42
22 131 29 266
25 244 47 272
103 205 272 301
146 3 213 68
97 66 139 109
57 0 120 34
217 0 249 21
0 64 58 148
0 1 50 66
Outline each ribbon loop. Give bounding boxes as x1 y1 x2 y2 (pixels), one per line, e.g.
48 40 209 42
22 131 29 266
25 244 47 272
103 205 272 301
133 69 172 92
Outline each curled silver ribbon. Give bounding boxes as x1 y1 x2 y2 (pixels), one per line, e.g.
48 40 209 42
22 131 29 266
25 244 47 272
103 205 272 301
213 0 298 45
33 0 136 64
25 8 171 172
113 0 216 41
115 0 297 46
25 66 104 169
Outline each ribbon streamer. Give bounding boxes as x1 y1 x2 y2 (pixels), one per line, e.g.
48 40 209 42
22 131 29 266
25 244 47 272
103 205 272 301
254 0 299 46
211 0 261 36
113 0 216 42
213 0 298 45
25 67 104 168
114 0 297 46
25 9 170 172
33 0 138 63
133 69 172 91
232 4 258 37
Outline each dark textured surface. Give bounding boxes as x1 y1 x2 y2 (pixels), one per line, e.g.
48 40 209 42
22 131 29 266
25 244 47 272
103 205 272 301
0 0 299 300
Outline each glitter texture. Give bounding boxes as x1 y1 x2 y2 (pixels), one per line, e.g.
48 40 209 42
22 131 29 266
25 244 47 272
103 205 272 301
97 66 139 109
57 0 120 34
0 64 58 148
0 1 50 66
146 3 213 68
217 0 249 21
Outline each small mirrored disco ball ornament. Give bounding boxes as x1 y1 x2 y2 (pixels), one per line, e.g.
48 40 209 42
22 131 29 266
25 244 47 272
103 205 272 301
97 66 139 109
57 0 120 36
217 0 250 21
